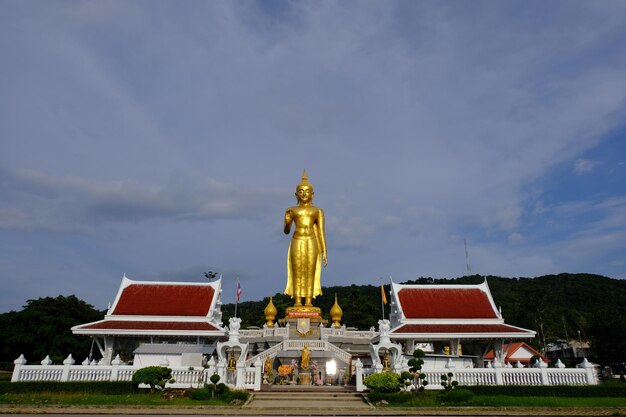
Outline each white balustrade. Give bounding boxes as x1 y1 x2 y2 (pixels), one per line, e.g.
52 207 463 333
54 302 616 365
355 365 596 391
12 353 596 393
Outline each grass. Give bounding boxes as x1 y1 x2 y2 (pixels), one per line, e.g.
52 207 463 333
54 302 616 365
368 389 626 408
0 391 239 406
466 395 626 407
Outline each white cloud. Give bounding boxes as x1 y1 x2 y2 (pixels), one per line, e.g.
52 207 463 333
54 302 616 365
508 233 524 245
574 159 600 174
1 2 626 311
0 166 281 233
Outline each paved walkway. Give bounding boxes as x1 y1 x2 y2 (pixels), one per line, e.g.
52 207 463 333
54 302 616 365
2 404 626 416
1 387 625 416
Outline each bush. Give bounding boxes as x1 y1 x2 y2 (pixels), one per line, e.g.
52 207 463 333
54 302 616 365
190 387 212 400
0 381 136 394
131 366 174 391
465 383 626 397
439 388 473 404
367 391 415 404
363 372 402 393
367 390 414 404
190 384 249 402
224 388 249 402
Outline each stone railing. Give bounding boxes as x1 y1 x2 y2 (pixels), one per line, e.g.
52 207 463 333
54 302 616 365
355 359 598 392
240 326 289 339
244 340 353 367
321 326 377 340
11 354 263 391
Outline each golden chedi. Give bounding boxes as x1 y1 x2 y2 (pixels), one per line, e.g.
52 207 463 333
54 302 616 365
283 170 327 312
264 296 277 327
330 293 343 327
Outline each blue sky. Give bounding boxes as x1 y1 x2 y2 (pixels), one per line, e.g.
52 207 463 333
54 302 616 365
1 1 625 313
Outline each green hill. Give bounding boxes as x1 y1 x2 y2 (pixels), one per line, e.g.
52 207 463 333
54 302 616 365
1 273 623 367
222 273 626 366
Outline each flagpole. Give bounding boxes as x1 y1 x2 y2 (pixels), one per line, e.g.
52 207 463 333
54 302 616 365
381 282 385 320
234 279 238 319
234 278 241 318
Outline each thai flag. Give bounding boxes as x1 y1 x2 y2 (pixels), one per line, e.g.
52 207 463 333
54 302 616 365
236 279 242 303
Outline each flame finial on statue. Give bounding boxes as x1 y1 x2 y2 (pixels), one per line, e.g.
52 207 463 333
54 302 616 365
297 169 313 190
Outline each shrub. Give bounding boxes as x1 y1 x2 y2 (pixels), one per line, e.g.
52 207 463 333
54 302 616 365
465 383 626 397
131 366 174 392
190 384 249 402
224 388 249 402
190 388 212 400
440 372 458 390
439 388 473 404
367 390 414 404
408 349 429 392
363 372 402 393
0 381 136 394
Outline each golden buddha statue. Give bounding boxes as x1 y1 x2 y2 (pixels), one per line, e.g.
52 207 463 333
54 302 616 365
301 344 311 370
284 170 327 308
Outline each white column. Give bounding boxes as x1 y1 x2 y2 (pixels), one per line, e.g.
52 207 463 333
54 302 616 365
61 354 75 382
217 359 226 383
355 359 364 392
580 358 597 385
110 354 122 381
253 358 262 391
493 340 504 367
103 336 114 365
235 361 245 388
11 355 27 382
535 358 549 385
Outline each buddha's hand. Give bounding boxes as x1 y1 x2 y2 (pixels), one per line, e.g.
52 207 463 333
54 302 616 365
322 253 328 267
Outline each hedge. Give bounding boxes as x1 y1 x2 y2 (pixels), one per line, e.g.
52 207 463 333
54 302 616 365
0 381 136 394
190 385 249 402
464 383 626 398
367 390 414 404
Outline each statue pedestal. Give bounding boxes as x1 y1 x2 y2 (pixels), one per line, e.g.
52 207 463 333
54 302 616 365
298 372 312 385
280 306 327 338
285 305 322 318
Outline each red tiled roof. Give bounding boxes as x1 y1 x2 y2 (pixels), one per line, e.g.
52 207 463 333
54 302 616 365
391 323 531 334
397 288 498 319
78 320 219 331
112 284 214 316
484 342 545 361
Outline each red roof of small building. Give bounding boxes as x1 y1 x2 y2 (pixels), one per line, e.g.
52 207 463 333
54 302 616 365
112 283 215 316
397 287 498 319
484 342 546 362
391 323 531 335
78 320 219 331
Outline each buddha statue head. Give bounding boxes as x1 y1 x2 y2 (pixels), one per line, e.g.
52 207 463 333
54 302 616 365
295 170 314 204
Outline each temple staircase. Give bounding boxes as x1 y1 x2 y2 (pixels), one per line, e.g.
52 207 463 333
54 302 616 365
243 386 372 412
245 340 352 366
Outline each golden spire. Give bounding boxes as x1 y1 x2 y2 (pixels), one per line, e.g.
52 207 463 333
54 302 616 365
330 293 343 327
264 296 277 327
297 169 313 190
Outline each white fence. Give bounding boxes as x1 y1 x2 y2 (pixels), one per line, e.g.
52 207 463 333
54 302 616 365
11 354 263 391
354 358 598 392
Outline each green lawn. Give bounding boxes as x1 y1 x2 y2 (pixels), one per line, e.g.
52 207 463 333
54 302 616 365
0 391 236 406
368 388 626 408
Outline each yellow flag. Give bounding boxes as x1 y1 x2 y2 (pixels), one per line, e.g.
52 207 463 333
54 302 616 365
381 285 387 305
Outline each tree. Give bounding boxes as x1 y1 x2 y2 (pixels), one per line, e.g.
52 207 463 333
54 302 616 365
0 295 104 363
588 309 626 370
131 366 174 392
408 348 429 392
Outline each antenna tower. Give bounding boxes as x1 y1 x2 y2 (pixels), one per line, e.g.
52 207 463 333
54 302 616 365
464 238 471 275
